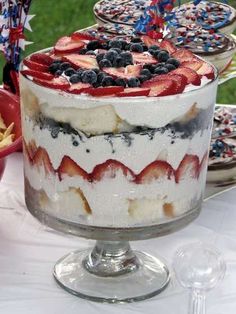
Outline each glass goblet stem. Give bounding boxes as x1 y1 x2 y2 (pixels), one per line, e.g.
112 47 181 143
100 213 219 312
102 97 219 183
83 241 140 277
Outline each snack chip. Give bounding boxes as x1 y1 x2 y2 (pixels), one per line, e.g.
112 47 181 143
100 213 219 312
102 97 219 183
0 113 15 149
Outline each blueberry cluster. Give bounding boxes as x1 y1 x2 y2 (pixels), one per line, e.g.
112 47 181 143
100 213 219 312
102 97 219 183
49 37 180 88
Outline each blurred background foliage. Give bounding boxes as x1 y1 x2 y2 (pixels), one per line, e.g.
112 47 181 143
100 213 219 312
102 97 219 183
0 0 235 103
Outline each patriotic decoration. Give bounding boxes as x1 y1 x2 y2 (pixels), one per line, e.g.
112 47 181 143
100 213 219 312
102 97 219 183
0 0 34 93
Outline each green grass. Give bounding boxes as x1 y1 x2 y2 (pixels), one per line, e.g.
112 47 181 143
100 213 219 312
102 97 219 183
0 0 235 104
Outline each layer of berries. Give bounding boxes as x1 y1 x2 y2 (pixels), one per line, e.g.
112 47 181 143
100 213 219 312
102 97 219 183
21 32 215 97
24 139 208 184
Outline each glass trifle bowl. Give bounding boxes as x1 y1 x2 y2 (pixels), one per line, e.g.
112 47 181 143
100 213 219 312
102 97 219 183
19 39 218 302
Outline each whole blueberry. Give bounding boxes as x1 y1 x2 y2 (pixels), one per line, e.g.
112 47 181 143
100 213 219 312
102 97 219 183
110 48 122 54
60 62 71 71
81 70 97 84
101 42 109 50
131 37 142 43
99 59 112 68
130 43 143 53
140 69 152 79
138 75 149 83
165 64 176 71
166 58 180 67
142 44 148 52
85 50 96 55
49 63 61 74
119 40 128 50
102 76 115 86
113 57 125 68
105 50 119 62
157 50 170 62
64 67 76 76
87 40 101 50
55 69 63 76
120 52 133 65
149 45 160 51
97 72 107 84
79 48 88 55
154 67 169 75
115 78 127 87
69 74 81 83
127 77 140 87
96 53 105 63
92 68 100 74
77 68 84 77
143 63 154 71
124 43 131 51
109 40 123 49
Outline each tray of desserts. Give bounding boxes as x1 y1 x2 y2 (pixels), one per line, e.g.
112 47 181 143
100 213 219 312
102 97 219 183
205 104 236 199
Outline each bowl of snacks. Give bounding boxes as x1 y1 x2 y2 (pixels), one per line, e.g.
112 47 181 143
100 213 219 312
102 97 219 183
0 88 22 180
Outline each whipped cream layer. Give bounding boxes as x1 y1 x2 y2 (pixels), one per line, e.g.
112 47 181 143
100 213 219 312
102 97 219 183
23 116 211 173
20 74 217 130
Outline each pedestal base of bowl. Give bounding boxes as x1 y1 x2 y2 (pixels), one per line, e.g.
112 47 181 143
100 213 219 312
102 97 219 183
53 241 170 303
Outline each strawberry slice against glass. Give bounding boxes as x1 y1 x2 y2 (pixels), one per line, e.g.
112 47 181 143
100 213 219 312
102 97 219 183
136 161 174 184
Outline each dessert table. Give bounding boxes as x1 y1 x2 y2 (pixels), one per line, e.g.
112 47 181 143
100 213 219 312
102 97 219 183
0 152 236 313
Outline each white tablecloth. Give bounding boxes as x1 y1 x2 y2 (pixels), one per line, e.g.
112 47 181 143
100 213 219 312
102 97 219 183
1 153 236 314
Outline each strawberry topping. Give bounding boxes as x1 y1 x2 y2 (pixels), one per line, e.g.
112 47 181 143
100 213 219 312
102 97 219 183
92 160 135 181
172 67 201 86
63 54 99 69
33 77 70 90
175 155 200 183
58 156 90 181
23 58 49 72
21 70 54 81
142 78 177 96
117 87 151 97
55 36 85 53
30 53 53 66
136 161 174 184
103 65 142 79
160 40 177 54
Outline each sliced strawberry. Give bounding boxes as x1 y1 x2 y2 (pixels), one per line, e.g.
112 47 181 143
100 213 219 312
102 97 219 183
86 86 124 96
172 49 195 62
33 77 70 90
33 147 54 174
30 53 53 66
68 82 91 94
131 52 157 64
117 87 150 97
199 152 208 173
63 54 98 69
23 58 49 72
175 154 200 183
152 73 187 94
141 35 159 48
103 64 142 79
58 156 90 181
142 78 177 96
172 67 201 86
160 40 177 54
181 59 204 71
21 70 54 81
136 161 174 184
54 36 85 53
23 139 37 161
197 62 215 79
71 32 97 42
92 160 135 181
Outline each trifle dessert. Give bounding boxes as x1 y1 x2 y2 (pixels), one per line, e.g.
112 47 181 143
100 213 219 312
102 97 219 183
166 25 236 72
20 32 218 229
173 1 236 35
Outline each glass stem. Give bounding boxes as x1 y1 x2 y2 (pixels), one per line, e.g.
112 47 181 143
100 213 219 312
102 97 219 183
83 241 140 277
189 289 206 314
